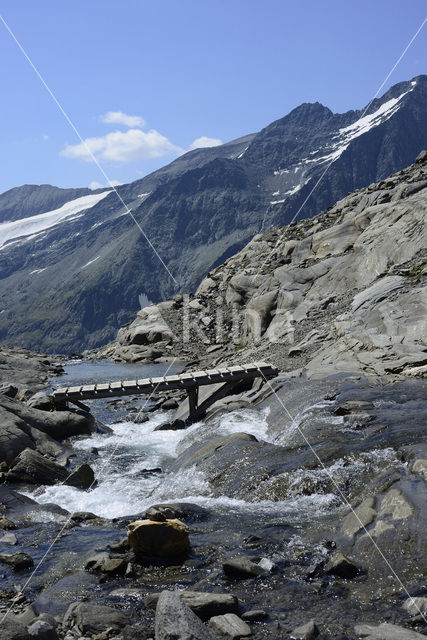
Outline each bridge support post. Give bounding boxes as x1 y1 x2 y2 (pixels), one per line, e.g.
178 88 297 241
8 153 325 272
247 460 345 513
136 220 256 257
187 387 199 420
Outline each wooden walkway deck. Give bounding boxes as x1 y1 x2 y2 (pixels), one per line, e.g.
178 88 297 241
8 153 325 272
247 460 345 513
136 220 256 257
52 361 278 403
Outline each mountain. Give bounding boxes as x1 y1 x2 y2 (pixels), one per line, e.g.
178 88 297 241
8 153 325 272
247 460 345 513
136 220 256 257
103 150 427 382
1 75 426 353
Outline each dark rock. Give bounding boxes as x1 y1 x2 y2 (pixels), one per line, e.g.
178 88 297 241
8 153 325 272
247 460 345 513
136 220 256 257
154 420 185 431
26 393 55 411
145 503 209 522
70 511 97 522
155 590 213 639
144 591 239 620
222 556 267 580
0 552 34 571
62 602 130 635
161 398 179 410
6 449 94 489
324 552 360 579
0 517 17 530
0 384 18 398
208 613 252 638
109 537 130 553
0 618 29 639
290 620 318 639
241 610 267 621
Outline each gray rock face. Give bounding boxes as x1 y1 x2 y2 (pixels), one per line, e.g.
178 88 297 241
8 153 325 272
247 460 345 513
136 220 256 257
155 590 214 640
354 622 426 639
208 613 252 638
323 551 360 578
27 620 58 640
0 618 29 640
62 602 130 636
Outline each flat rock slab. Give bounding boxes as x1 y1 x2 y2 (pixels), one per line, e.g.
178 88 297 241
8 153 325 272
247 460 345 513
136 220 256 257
209 613 252 639
223 556 267 580
355 622 426 639
155 590 213 640
63 602 130 636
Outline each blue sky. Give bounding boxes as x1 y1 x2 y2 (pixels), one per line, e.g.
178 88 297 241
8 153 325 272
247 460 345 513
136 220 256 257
0 1 426 193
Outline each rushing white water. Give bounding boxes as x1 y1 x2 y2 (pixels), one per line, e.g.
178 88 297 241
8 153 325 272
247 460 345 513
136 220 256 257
25 396 401 521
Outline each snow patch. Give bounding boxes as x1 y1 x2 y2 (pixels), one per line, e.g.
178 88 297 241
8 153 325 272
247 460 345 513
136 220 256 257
0 190 111 248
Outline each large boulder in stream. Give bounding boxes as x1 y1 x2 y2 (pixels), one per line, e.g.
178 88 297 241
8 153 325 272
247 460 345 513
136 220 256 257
0 395 94 466
6 449 94 489
127 518 190 557
155 591 214 640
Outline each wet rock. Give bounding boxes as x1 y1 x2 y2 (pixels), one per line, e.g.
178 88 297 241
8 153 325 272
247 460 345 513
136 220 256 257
324 552 360 578
0 552 34 571
177 592 239 621
0 517 17 530
1 531 18 545
6 449 94 489
258 557 276 572
341 497 376 539
127 518 190 557
143 591 239 621
84 552 127 576
403 597 427 616
63 602 130 636
222 556 267 580
241 610 267 621
0 384 18 398
161 398 179 410
27 620 58 640
155 590 213 640
70 511 97 522
333 400 374 416
208 613 252 638
290 620 318 639
354 622 426 639
145 502 208 522
109 537 130 553
0 619 29 640
66 464 95 489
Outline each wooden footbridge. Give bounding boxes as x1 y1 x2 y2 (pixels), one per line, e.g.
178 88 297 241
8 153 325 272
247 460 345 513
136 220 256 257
52 361 278 424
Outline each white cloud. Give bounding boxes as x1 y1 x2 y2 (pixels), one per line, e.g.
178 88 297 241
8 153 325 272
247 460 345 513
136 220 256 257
89 179 123 190
89 181 104 190
189 136 223 150
101 111 146 128
61 129 184 163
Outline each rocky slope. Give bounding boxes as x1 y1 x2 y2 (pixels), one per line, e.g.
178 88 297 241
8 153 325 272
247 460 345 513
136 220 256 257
1 76 427 353
101 151 427 383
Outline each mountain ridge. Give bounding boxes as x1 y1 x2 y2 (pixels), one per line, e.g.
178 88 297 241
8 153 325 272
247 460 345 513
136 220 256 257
1 74 426 353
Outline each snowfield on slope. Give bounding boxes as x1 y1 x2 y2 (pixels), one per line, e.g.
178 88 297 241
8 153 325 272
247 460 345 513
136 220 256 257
0 190 112 248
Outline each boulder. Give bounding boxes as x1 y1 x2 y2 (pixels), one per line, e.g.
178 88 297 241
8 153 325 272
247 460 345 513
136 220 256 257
6 449 94 489
354 622 426 639
0 619 29 640
27 620 58 640
127 518 190 557
145 502 208 522
62 602 130 636
290 620 318 639
324 552 360 578
177 592 239 621
0 396 95 441
26 393 55 411
208 613 252 638
241 610 267 621
0 551 34 571
223 556 267 580
155 590 213 640
403 597 427 616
